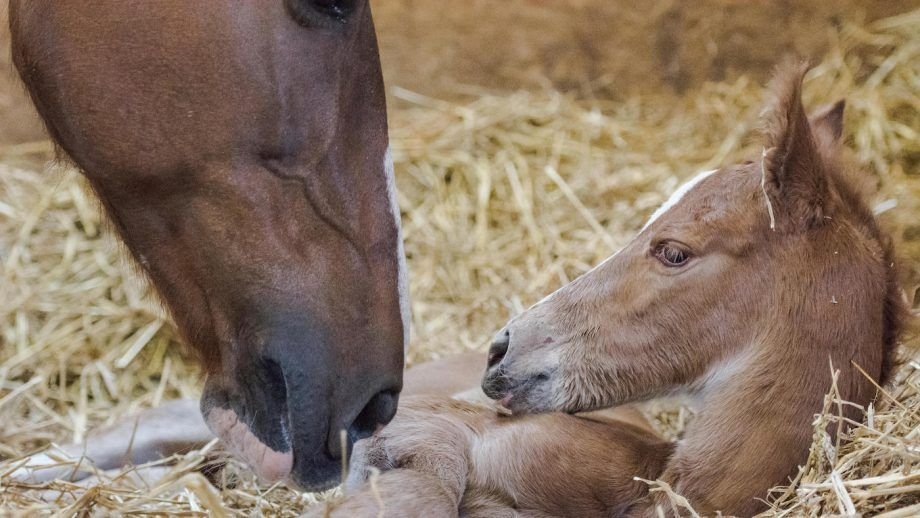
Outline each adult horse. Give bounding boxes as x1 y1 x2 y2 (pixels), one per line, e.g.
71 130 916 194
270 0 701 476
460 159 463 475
9 0 407 490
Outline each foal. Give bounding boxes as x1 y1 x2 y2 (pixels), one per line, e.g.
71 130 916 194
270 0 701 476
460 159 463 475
480 61 906 516
328 62 905 516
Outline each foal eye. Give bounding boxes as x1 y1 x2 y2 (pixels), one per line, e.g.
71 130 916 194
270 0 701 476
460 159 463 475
653 241 692 267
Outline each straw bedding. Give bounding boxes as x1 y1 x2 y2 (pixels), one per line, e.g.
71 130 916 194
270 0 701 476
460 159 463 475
0 10 918 517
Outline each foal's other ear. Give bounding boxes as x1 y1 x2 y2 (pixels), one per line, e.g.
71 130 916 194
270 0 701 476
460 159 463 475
761 60 831 230
810 99 845 144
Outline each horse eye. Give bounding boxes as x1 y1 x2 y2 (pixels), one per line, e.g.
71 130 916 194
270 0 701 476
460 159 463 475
654 242 692 267
286 0 355 27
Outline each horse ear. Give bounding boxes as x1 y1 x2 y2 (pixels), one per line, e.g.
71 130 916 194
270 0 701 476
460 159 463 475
761 60 830 230
810 99 846 145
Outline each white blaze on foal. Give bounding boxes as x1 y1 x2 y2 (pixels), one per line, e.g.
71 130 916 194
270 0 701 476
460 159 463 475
534 168 720 309
641 169 719 231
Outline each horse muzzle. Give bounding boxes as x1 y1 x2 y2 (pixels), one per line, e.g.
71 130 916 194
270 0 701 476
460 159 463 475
199 319 401 490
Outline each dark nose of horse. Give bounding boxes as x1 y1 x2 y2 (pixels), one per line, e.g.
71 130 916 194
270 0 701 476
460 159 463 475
331 389 399 457
487 328 510 368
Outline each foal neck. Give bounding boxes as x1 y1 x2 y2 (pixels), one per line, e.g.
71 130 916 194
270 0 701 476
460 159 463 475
665 223 893 516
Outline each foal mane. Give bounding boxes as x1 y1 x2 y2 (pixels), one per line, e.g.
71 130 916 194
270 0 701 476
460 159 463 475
763 59 908 385
831 162 908 385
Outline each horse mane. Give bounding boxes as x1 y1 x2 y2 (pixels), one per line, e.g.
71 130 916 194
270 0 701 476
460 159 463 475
829 161 909 385
763 58 908 385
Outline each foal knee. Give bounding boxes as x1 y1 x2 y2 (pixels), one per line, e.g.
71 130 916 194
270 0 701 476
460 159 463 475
307 469 460 518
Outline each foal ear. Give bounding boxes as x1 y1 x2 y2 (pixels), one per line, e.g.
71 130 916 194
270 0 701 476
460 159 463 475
761 61 830 230
810 99 846 149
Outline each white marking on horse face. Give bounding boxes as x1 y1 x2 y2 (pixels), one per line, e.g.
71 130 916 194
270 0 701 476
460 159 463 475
532 169 720 309
384 147 411 350
641 169 718 232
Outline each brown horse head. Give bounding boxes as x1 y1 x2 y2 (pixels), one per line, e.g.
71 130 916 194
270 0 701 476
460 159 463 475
11 0 407 490
483 61 901 417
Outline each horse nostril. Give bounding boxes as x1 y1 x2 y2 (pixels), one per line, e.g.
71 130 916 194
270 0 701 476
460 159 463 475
347 389 398 443
487 328 510 368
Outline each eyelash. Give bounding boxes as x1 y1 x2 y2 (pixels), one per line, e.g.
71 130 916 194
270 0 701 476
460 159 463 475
653 241 692 267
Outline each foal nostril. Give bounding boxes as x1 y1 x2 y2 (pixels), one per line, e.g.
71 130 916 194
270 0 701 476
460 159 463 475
487 328 510 368
347 389 398 444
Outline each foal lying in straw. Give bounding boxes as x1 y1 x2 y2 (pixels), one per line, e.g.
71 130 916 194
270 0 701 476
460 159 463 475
318 62 906 517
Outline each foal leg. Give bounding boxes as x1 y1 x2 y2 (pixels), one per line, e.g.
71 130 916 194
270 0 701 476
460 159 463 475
460 488 561 518
344 398 472 500
460 486 591 518
306 469 460 518
10 399 212 484
459 488 516 518
20 466 175 504
402 351 485 397
312 397 476 516
11 352 489 485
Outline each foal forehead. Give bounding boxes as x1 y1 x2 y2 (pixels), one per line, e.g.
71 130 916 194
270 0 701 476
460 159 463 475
642 165 756 231
642 168 719 230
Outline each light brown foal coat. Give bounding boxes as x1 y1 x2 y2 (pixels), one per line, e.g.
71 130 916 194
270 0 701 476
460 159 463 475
308 353 669 518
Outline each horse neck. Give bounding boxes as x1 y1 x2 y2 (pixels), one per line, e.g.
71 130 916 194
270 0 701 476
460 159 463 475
664 229 889 515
